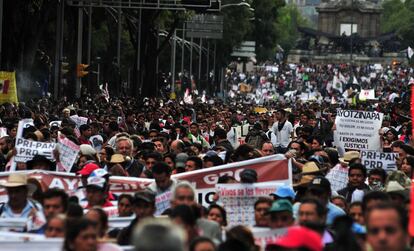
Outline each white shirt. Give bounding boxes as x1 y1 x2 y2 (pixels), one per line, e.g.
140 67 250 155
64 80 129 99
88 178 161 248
272 120 293 148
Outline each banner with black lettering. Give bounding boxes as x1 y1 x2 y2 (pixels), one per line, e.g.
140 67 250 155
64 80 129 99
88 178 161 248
360 150 398 170
334 109 383 152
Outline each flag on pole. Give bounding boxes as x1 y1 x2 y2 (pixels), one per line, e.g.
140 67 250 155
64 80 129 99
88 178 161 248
0 71 18 104
408 46 414 59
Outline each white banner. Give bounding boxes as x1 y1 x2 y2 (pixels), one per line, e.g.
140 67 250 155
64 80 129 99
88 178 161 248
360 150 398 170
251 227 287 249
57 133 80 172
216 182 283 226
359 89 375 100
334 110 383 152
14 138 56 162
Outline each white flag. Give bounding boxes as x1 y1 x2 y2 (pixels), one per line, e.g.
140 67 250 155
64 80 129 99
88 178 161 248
408 46 414 59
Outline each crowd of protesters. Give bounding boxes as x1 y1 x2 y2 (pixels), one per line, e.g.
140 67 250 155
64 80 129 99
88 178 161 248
0 62 413 251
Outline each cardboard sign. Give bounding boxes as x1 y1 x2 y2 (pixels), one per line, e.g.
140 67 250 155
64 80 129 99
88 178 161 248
360 150 398 170
14 138 56 162
217 183 283 226
334 109 383 152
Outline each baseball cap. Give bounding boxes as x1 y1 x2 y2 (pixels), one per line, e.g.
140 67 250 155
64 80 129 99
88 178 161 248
308 176 331 193
77 162 100 176
268 199 293 214
266 226 323 251
176 153 189 168
270 185 295 200
90 168 109 178
84 176 106 190
133 190 156 204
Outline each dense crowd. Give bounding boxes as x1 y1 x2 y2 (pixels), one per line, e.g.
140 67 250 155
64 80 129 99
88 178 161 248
0 62 413 251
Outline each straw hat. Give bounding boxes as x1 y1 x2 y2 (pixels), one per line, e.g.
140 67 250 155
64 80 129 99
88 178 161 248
109 154 125 164
293 162 323 187
0 173 37 193
339 151 360 164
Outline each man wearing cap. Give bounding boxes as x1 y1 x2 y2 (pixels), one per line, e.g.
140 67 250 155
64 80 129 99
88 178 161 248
270 185 296 203
117 190 156 245
0 173 46 231
266 226 323 251
294 176 345 225
267 199 295 229
83 175 113 209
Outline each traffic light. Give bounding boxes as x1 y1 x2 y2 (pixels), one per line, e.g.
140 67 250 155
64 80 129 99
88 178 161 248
76 64 89 78
61 61 70 75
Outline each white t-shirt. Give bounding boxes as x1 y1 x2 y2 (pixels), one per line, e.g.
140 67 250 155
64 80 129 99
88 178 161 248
272 120 293 148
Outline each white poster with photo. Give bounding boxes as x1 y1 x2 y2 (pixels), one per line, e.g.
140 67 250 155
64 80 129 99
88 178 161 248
334 110 383 152
360 150 398 170
57 134 80 172
216 182 284 226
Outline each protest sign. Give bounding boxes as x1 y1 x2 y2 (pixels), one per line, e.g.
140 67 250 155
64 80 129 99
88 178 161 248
251 227 287 249
359 89 375 100
173 154 291 206
16 118 34 139
334 109 383 152
360 150 398 170
155 191 173 216
56 133 80 172
217 182 283 226
70 115 88 128
14 138 56 162
0 128 7 137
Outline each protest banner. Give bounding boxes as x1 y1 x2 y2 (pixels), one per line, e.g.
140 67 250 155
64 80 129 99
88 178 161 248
0 170 152 204
360 150 398 170
0 237 62 251
0 71 18 104
14 138 56 162
0 156 290 209
173 154 291 206
251 227 287 249
56 133 80 172
334 109 383 152
217 182 284 226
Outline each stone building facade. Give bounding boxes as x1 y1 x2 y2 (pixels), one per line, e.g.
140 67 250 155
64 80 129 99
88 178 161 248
316 0 382 38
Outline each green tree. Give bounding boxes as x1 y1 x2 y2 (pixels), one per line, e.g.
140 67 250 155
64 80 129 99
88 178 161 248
381 0 414 47
251 0 285 61
275 4 310 54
